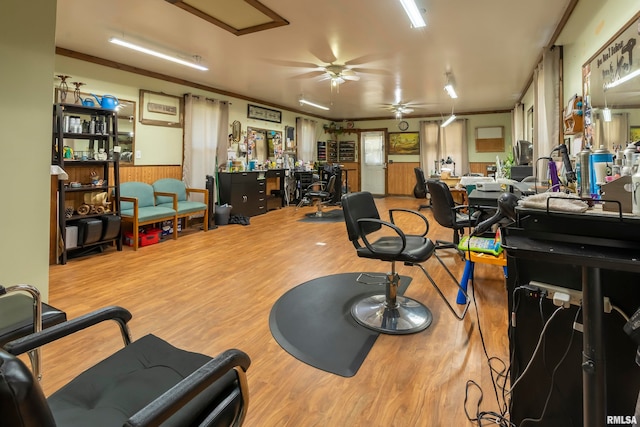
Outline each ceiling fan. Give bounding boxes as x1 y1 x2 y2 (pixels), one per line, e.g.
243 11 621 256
386 103 415 119
323 64 360 89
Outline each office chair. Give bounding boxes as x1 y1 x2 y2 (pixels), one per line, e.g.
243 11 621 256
0 284 67 380
0 306 251 427
426 179 485 250
297 174 337 217
413 167 431 210
341 191 470 335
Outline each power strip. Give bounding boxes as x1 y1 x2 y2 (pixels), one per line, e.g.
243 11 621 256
527 280 611 313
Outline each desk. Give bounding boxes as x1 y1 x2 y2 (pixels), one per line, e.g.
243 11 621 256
504 207 640 426
430 175 461 187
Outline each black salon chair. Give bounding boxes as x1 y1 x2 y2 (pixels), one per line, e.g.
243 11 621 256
341 191 470 335
299 174 337 217
0 306 251 427
0 284 67 380
413 167 430 211
426 179 485 250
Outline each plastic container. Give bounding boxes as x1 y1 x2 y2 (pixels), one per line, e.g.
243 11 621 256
214 205 232 225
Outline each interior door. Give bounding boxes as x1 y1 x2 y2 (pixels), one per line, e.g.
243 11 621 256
360 131 386 195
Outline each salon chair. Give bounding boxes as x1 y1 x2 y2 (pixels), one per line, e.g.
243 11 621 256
0 284 67 380
341 191 470 335
0 306 251 427
413 167 431 211
426 179 485 250
297 174 336 216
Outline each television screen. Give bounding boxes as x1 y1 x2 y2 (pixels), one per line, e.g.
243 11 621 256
514 140 533 165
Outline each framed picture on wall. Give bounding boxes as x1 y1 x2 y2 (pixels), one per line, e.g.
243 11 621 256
139 90 183 128
631 126 640 142
388 132 420 155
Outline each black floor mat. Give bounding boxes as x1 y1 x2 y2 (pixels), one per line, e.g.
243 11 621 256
269 272 412 377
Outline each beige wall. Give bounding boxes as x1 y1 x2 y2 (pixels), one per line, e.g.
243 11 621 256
560 0 639 105
1 0 57 300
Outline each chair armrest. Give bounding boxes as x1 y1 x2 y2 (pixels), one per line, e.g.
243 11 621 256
154 191 178 210
4 306 133 356
186 188 209 206
356 218 406 256
125 349 251 427
388 208 430 237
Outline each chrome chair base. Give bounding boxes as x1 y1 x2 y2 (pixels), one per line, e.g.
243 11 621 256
351 295 433 335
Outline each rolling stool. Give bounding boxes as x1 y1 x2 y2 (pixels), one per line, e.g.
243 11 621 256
0 284 67 379
456 251 508 304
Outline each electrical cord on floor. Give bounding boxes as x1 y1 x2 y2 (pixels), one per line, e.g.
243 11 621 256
519 306 581 426
507 305 564 394
463 237 514 426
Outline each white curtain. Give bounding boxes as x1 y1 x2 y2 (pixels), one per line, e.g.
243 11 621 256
592 112 629 149
419 119 467 176
533 46 561 160
512 102 525 144
183 94 229 205
442 120 468 176
296 117 317 163
419 121 440 176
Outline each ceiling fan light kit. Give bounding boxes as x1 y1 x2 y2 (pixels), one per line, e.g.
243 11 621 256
398 0 426 28
108 37 208 71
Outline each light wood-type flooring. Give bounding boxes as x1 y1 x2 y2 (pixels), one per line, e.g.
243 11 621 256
43 196 510 426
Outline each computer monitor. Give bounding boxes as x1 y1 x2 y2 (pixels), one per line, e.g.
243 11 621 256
514 140 533 165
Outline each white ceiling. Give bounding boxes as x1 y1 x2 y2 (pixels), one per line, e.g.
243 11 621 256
55 0 573 120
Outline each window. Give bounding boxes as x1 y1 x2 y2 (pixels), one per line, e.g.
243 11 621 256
362 131 384 165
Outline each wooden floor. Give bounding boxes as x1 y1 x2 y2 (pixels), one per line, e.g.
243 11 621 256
44 196 511 426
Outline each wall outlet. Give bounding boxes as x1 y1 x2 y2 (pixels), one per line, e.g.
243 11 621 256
135 150 142 159
527 280 611 312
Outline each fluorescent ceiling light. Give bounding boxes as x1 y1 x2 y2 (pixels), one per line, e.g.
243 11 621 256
109 37 208 71
444 73 457 99
444 83 457 99
300 99 329 111
604 69 640 89
441 114 456 128
602 107 612 122
399 0 426 28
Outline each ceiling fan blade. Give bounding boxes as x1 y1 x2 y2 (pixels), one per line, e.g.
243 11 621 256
342 74 360 81
309 42 337 65
350 67 391 76
291 70 328 80
263 59 322 69
344 53 389 66
403 108 414 114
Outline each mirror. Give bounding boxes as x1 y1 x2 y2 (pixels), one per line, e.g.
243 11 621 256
54 89 136 164
116 99 136 164
583 12 640 149
232 120 241 142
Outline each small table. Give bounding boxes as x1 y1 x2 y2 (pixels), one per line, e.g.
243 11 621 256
456 251 507 304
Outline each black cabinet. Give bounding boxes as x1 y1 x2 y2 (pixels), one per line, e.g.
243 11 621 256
52 103 122 264
218 172 266 217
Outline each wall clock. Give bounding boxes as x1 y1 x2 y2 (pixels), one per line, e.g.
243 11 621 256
398 120 409 131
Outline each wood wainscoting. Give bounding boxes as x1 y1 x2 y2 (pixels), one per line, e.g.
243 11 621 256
468 162 494 176
387 161 419 196
119 165 182 184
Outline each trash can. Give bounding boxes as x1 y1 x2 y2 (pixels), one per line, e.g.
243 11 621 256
214 205 232 225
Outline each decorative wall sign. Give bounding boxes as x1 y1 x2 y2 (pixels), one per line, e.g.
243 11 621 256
388 132 420 155
247 104 282 123
139 90 183 128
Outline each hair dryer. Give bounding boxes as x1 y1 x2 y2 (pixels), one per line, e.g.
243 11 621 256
472 192 520 236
